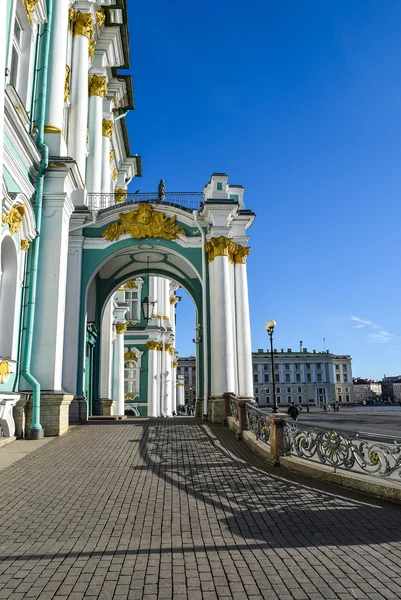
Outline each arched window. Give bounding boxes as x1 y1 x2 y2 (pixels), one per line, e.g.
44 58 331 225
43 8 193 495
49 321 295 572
0 236 18 358
124 347 143 398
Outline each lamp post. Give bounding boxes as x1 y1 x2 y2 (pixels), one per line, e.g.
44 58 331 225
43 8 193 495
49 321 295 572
141 256 156 322
265 320 278 413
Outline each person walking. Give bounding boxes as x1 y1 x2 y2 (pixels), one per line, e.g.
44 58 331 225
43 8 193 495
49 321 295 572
287 402 299 421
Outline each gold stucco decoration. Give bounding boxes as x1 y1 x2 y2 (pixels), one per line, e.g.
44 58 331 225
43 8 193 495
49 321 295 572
64 65 71 103
170 296 179 305
112 168 118 181
100 204 185 242
172 361 178 368
109 150 115 164
233 245 251 264
125 393 135 399
124 350 137 361
73 11 95 40
89 39 96 61
0 360 10 384
24 0 39 25
102 119 114 138
96 8 106 27
21 239 30 252
205 236 237 262
88 74 108 98
68 8 76 33
146 341 162 351
115 322 127 334
2 205 25 236
124 281 137 289
114 188 127 203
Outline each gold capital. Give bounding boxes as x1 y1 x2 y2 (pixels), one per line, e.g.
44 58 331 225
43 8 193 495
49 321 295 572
146 341 163 351
0 360 10 384
115 188 127 203
116 322 127 334
64 65 71 103
96 8 106 27
233 245 251 264
24 0 39 25
102 119 114 138
21 239 30 252
124 281 137 289
205 236 237 262
172 361 178 368
2 205 25 236
73 11 95 40
124 350 137 361
88 75 108 98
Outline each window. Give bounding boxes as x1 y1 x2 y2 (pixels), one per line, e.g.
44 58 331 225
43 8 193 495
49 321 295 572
336 374 341 382
306 373 311 383
277 396 281 403
306 364 311 370
285 374 290 383
275 375 280 383
217 182 223 190
285 363 289 370
296 374 301 383
287 387 291 393
346 395 350 402
316 363 321 370
125 290 140 321
264 374 269 383
298 387 302 393
295 363 300 370
344 374 348 382
229 194 239 201
253 364 258 372
255 387 259 393
345 387 349 393
124 360 139 396
10 17 23 91
265 397 270 404
337 387 341 393
342 364 348 371
335 365 340 371
287 395 291 402
317 373 322 382
253 374 258 383
255 396 259 403
276 387 280 393
298 396 302 403
339 395 342 402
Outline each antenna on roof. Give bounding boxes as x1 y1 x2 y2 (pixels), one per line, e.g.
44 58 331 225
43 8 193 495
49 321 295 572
323 337 326 351
299 340 303 352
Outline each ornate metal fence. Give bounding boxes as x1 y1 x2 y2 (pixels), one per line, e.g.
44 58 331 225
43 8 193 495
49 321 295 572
285 423 401 479
228 396 239 422
245 404 270 445
87 192 204 213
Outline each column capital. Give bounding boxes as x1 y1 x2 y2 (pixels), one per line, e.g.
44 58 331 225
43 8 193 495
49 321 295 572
233 245 251 264
146 341 163 351
102 119 114 138
24 0 39 25
88 75 108 98
115 322 127 335
96 8 106 27
73 11 95 40
205 236 237 262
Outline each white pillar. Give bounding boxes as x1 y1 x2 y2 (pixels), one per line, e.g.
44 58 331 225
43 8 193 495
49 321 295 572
177 383 184 407
86 75 107 193
229 260 238 395
100 298 114 398
206 239 236 396
69 11 94 182
44 0 69 156
0 0 6 196
172 359 177 412
234 247 253 398
147 342 159 417
100 119 113 194
114 322 126 416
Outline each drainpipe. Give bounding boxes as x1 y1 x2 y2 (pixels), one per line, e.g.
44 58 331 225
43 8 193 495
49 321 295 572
193 210 208 418
21 0 53 439
114 109 129 122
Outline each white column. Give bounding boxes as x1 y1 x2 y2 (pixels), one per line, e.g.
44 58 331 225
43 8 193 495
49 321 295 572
147 343 159 417
100 119 113 194
207 240 236 396
69 11 94 182
177 383 184 407
86 75 107 193
234 247 253 398
229 260 238 395
31 191 74 390
0 0 6 200
114 323 126 416
172 359 177 412
99 297 114 398
44 0 69 156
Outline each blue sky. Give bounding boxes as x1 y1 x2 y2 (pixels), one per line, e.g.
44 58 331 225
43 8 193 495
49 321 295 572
127 0 401 380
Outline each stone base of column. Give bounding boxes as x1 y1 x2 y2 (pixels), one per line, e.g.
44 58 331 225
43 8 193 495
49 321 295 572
25 393 73 437
207 396 229 424
26 427 45 440
69 396 88 424
195 398 203 418
100 399 114 416
13 395 30 438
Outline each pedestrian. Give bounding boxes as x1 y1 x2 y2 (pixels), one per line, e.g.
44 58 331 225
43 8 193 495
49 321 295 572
323 404 327 412
287 402 299 421
326 403 330 412
306 404 310 413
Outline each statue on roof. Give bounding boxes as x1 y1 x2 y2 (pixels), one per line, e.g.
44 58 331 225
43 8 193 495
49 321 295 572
158 179 166 202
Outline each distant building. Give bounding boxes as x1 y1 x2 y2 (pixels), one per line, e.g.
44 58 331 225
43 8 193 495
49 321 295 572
381 376 401 402
392 381 401 403
253 348 353 406
352 378 382 403
177 356 197 406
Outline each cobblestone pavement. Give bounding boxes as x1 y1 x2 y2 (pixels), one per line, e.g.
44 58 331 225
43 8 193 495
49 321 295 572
1 419 401 600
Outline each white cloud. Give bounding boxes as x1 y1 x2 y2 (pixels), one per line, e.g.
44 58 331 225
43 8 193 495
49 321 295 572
351 316 394 343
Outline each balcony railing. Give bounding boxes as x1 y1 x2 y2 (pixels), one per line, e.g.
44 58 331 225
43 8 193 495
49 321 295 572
87 192 204 213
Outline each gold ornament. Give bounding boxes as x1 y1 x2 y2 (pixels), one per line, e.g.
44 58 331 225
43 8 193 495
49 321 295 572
112 168 118 181
2 205 25 236
233 245 251 264
68 8 76 33
89 39 96 61
100 204 185 242
116 322 127 334
170 296 179 305
21 239 30 252
24 0 39 25
96 8 106 27
102 119 114 138
0 360 10 384
64 65 71 103
124 281 137 289
88 74 108 98
205 236 237 262
114 188 127 203
172 361 178 368
146 341 163 351
125 393 135 399
109 150 115 164
124 350 137 361
73 11 95 40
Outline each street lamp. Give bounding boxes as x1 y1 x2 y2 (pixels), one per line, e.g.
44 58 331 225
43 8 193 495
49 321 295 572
265 320 278 413
141 256 156 322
